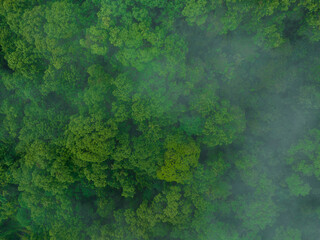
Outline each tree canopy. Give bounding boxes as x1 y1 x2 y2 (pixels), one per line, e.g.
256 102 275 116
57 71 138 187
1 0 320 239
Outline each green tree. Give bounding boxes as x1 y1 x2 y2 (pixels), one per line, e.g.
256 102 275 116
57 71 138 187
157 132 200 183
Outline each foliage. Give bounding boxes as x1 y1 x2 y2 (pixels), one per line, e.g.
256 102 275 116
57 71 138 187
1 0 320 239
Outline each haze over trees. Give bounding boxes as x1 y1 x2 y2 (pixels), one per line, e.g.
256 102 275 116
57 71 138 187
1 0 320 239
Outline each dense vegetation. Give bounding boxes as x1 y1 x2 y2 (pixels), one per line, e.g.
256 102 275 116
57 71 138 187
1 0 320 239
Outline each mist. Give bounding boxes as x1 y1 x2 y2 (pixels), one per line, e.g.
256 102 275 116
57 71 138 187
1 0 320 239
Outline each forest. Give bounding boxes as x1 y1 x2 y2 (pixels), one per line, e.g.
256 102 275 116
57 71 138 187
1 0 320 239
